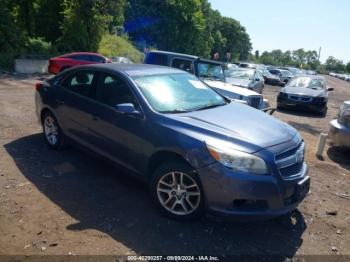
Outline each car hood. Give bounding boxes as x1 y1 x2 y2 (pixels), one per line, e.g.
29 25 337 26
283 86 326 97
164 102 298 153
225 78 251 87
204 80 259 96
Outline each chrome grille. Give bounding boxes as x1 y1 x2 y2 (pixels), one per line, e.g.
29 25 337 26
289 95 312 102
275 141 305 178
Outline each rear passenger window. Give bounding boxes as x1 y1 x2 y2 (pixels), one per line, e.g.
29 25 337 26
172 58 193 73
90 55 106 63
63 71 96 98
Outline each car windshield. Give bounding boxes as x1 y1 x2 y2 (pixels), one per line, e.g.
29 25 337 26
225 68 255 80
280 70 293 77
287 77 325 90
133 73 228 113
197 62 225 81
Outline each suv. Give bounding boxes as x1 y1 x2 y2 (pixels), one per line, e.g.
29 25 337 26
144 50 266 110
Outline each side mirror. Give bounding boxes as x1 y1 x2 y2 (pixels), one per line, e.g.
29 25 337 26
327 87 334 91
115 103 140 115
280 82 286 87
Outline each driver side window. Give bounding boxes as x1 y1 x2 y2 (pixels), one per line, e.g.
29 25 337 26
96 74 138 108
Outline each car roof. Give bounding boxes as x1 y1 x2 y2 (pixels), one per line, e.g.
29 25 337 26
73 63 186 77
147 50 223 65
62 52 103 57
148 50 198 60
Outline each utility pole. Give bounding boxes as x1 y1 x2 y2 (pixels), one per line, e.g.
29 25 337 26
318 46 322 62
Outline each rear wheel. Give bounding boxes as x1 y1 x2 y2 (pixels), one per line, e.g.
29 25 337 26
42 111 67 149
151 161 204 221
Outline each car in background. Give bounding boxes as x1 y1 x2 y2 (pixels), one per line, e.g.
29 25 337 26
48 52 111 74
279 67 302 77
269 69 293 85
144 50 267 110
239 62 256 69
225 67 264 94
111 56 133 64
35 63 309 220
306 70 317 75
260 69 282 86
277 75 333 115
329 101 350 148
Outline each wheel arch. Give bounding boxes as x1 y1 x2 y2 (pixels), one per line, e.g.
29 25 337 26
147 150 195 179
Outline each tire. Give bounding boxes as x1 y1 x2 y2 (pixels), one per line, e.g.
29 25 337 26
42 111 67 150
320 106 327 116
150 161 204 221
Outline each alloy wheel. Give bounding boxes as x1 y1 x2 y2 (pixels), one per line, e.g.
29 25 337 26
156 171 201 216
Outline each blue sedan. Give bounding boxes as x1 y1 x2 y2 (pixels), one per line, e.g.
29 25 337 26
35 64 309 220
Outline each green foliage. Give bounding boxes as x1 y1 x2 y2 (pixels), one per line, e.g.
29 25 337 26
325 56 345 72
0 0 25 70
257 49 321 70
25 37 57 56
98 34 144 63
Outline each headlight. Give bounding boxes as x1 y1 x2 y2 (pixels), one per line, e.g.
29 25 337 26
206 140 269 175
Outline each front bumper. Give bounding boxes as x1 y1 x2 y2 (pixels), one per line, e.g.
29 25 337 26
328 119 350 148
277 95 326 112
198 162 309 220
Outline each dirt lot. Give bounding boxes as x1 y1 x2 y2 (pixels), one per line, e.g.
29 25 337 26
0 73 350 258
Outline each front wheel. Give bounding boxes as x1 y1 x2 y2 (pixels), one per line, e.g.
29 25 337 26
151 161 204 221
42 111 67 149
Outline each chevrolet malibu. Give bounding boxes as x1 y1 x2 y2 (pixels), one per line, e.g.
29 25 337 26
35 64 310 221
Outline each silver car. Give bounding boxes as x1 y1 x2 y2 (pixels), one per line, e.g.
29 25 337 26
329 101 350 148
225 67 265 94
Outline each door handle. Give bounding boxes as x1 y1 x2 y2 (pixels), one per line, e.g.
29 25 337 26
55 99 64 105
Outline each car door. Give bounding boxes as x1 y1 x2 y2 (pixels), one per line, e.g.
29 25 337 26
54 69 100 149
87 72 148 174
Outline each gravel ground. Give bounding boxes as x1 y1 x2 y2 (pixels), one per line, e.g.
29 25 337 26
0 74 349 258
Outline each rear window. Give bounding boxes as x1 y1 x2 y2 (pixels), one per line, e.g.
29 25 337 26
145 53 168 66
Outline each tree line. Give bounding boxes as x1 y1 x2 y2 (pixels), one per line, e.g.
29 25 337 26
0 0 252 70
1 0 348 73
252 49 350 73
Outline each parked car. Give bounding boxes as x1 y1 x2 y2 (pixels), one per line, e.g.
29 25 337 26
225 67 264 94
35 63 310 220
277 75 333 115
269 69 293 85
239 62 257 69
279 67 302 77
144 50 267 110
111 56 133 64
261 69 282 86
48 52 111 74
329 101 350 148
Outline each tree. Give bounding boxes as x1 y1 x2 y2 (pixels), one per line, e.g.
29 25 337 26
346 62 350 73
58 0 125 52
325 56 345 72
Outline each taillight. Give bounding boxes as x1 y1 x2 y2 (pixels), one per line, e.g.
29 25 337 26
35 82 43 90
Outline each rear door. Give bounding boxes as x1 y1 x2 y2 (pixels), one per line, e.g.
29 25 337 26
55 69 99 149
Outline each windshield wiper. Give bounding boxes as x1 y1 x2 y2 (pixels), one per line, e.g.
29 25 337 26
193 103 226 111
159 109 191 114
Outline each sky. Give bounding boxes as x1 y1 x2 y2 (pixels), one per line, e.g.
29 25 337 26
209 0 350 63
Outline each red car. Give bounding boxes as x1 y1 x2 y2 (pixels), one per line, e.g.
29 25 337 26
48 52 111 74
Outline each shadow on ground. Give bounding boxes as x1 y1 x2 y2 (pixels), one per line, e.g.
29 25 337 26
327 146 350 171
4 134 306 257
